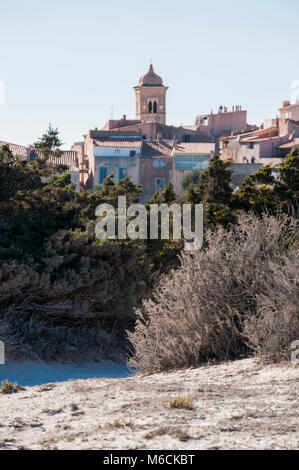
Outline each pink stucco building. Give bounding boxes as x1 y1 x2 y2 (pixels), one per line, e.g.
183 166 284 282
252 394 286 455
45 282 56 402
219 100 299 166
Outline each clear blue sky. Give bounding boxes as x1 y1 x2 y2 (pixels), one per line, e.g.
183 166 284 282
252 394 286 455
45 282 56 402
1 0 299 149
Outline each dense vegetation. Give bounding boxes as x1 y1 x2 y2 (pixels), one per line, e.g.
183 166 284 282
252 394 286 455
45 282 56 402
0 127 298 365
129 214 298 371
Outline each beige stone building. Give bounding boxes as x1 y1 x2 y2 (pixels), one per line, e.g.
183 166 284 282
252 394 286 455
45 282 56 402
220 101 299 165
279 100 299 121
195 105 254 138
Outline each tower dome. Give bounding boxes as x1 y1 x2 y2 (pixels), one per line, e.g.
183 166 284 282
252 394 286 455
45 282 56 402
134 64 168 125
139 64 163 86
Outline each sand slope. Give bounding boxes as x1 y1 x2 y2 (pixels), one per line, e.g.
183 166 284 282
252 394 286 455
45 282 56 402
0 358 298 450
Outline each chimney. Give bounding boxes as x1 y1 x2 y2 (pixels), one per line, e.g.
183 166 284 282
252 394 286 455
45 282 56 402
283 100 290 108
122 114 126 121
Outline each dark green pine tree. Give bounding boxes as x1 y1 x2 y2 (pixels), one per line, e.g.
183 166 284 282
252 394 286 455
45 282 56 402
99 175 143 206
33 125 68 177
34 124 64 160
197 154 234 204
236 149 299 215
276 148 299 210
181 169 202 192
236 166 278 213
183 154 236 228
0 144 42 210
148 182 177 204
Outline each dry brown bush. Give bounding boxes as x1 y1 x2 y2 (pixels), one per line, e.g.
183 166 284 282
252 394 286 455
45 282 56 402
0 379 23 394
128 214 298 372
244 256 299 362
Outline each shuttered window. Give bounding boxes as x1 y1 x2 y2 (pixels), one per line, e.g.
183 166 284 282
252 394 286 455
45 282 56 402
119 167 127 180
99 167 108 184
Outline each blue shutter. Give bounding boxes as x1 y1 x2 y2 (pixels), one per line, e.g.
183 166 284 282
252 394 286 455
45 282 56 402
119 168 127 180
99 167 108 184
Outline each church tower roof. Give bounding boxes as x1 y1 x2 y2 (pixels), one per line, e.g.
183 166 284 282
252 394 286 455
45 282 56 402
139 64 163 86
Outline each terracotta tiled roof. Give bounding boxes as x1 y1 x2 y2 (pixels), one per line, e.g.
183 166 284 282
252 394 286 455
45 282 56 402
102 119 142 130
93 139 142 148
142 140 174 158
31 149 79 171
240 137 279 143
173 142 215 154
107 122 157 132
220 126 278 142
0 140 28 158
0 139 79 172
277 138 299 149
49 151 79 171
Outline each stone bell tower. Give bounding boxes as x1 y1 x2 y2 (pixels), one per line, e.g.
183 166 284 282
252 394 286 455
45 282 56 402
134 64 168 125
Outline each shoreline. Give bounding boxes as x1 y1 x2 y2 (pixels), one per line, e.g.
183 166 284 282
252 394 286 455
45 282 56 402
0 360 130 387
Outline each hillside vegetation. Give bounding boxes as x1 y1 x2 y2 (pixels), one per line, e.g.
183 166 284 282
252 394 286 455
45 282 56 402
0 128 298 365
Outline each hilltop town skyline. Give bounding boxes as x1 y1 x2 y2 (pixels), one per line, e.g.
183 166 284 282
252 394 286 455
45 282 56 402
1 0 299 148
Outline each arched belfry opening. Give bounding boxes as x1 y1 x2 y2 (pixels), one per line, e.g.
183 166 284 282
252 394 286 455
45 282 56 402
134 64 168 125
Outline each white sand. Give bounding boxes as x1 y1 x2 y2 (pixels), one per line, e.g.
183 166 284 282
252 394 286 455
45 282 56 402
0 358 298 450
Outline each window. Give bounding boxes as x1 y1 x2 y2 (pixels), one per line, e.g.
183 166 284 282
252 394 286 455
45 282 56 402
155 178 165 191
247 143 254 149
99 167 108 184
153 101 157 113
148 101 152 113
175 155 210 171
184 135 191 143
251 157 256 164
130 150 136 157
142 134 147 140
153 160 166 168
119 167 127 180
